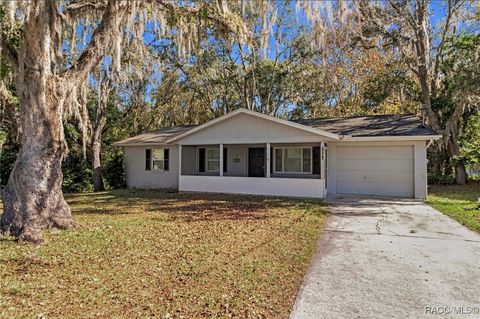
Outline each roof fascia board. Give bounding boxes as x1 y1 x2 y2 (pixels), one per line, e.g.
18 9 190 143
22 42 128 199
114 143 170 147
339 135 443 142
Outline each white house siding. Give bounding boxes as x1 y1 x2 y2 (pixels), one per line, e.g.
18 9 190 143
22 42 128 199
326 141 428 199
226 144 248 176
125 145 179 189
177 112 328 145
179 176 325 198
181 146 196 175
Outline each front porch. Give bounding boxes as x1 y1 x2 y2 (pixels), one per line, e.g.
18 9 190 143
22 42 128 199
178 143 327 198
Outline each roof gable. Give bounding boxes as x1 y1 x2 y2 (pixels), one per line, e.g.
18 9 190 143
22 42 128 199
167 108 339 144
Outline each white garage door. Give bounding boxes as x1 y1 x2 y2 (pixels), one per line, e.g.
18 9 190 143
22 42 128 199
336 146 414 197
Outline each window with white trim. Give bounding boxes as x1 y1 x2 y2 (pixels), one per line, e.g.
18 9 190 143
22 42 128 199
206 148 220 172
150 148 169 171
274 147 312 173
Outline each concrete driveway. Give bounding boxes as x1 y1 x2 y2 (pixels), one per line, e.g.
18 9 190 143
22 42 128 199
290 196 480 319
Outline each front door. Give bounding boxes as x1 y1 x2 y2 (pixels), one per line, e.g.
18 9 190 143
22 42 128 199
248 148 265 177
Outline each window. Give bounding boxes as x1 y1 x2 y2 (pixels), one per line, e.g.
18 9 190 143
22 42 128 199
198 147 226 173
302 148 311 172
206 148 220 172
274 147 312 173
148 148 169 171
152 149 164 171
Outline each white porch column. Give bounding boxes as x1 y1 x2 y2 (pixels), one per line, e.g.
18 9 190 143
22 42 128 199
266 143 271 178
219 144 223 176
320 142 325 180
178 144 182 176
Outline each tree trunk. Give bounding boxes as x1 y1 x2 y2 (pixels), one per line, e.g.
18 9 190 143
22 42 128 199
454 162 467 185
1 123 74 244
0 2 75 244
91 74 109 192
447 136 468 185
92 140 105 192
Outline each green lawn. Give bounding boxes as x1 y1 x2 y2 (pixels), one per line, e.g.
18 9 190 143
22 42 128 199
427 183 480 232
0 190 326 319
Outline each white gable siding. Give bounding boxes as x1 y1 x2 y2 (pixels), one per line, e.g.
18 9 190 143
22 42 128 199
177 113 325 144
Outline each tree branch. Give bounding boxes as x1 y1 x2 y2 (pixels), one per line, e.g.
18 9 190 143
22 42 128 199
58 1 108 22
62 0 129 85
64 1 107 14
155 0 250 42
431 0 461 97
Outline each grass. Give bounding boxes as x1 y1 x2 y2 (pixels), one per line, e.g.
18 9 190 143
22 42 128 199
0 189 327 319
427 183 480 232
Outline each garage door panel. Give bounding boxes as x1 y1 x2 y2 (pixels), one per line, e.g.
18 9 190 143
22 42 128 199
336 181 413 197
336 170 413 184
335 146 414 197
336 159 413 172
336 147 413 160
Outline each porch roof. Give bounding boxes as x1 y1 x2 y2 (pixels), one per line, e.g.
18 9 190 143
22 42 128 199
114 126 196 146
166 108 340 143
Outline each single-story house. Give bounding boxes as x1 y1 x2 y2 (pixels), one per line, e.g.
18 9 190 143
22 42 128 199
115 108 441 199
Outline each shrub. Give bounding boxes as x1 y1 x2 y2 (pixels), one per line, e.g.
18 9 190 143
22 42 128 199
469 174 480 182
103 148 126 190
62 156 93 193
428 173 455 185
0 144 18 188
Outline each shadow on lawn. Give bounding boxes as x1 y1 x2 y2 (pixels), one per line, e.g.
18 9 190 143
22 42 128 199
66 189 315 222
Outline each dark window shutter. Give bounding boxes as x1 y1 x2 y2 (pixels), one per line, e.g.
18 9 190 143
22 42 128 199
312 146 321 175
199 148 206 172
223 147 228 173
145 149 151 171
164 149 169 171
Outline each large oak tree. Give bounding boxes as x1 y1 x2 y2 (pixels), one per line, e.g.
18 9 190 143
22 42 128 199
0 0 249 243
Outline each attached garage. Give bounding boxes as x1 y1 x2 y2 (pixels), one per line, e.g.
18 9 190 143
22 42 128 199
335 145 414 197
326 140 433 199
294 114 441 199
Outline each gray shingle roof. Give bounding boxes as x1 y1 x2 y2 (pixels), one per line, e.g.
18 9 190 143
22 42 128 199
293 114 437 137
115 126 196 146
116 114 437 145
